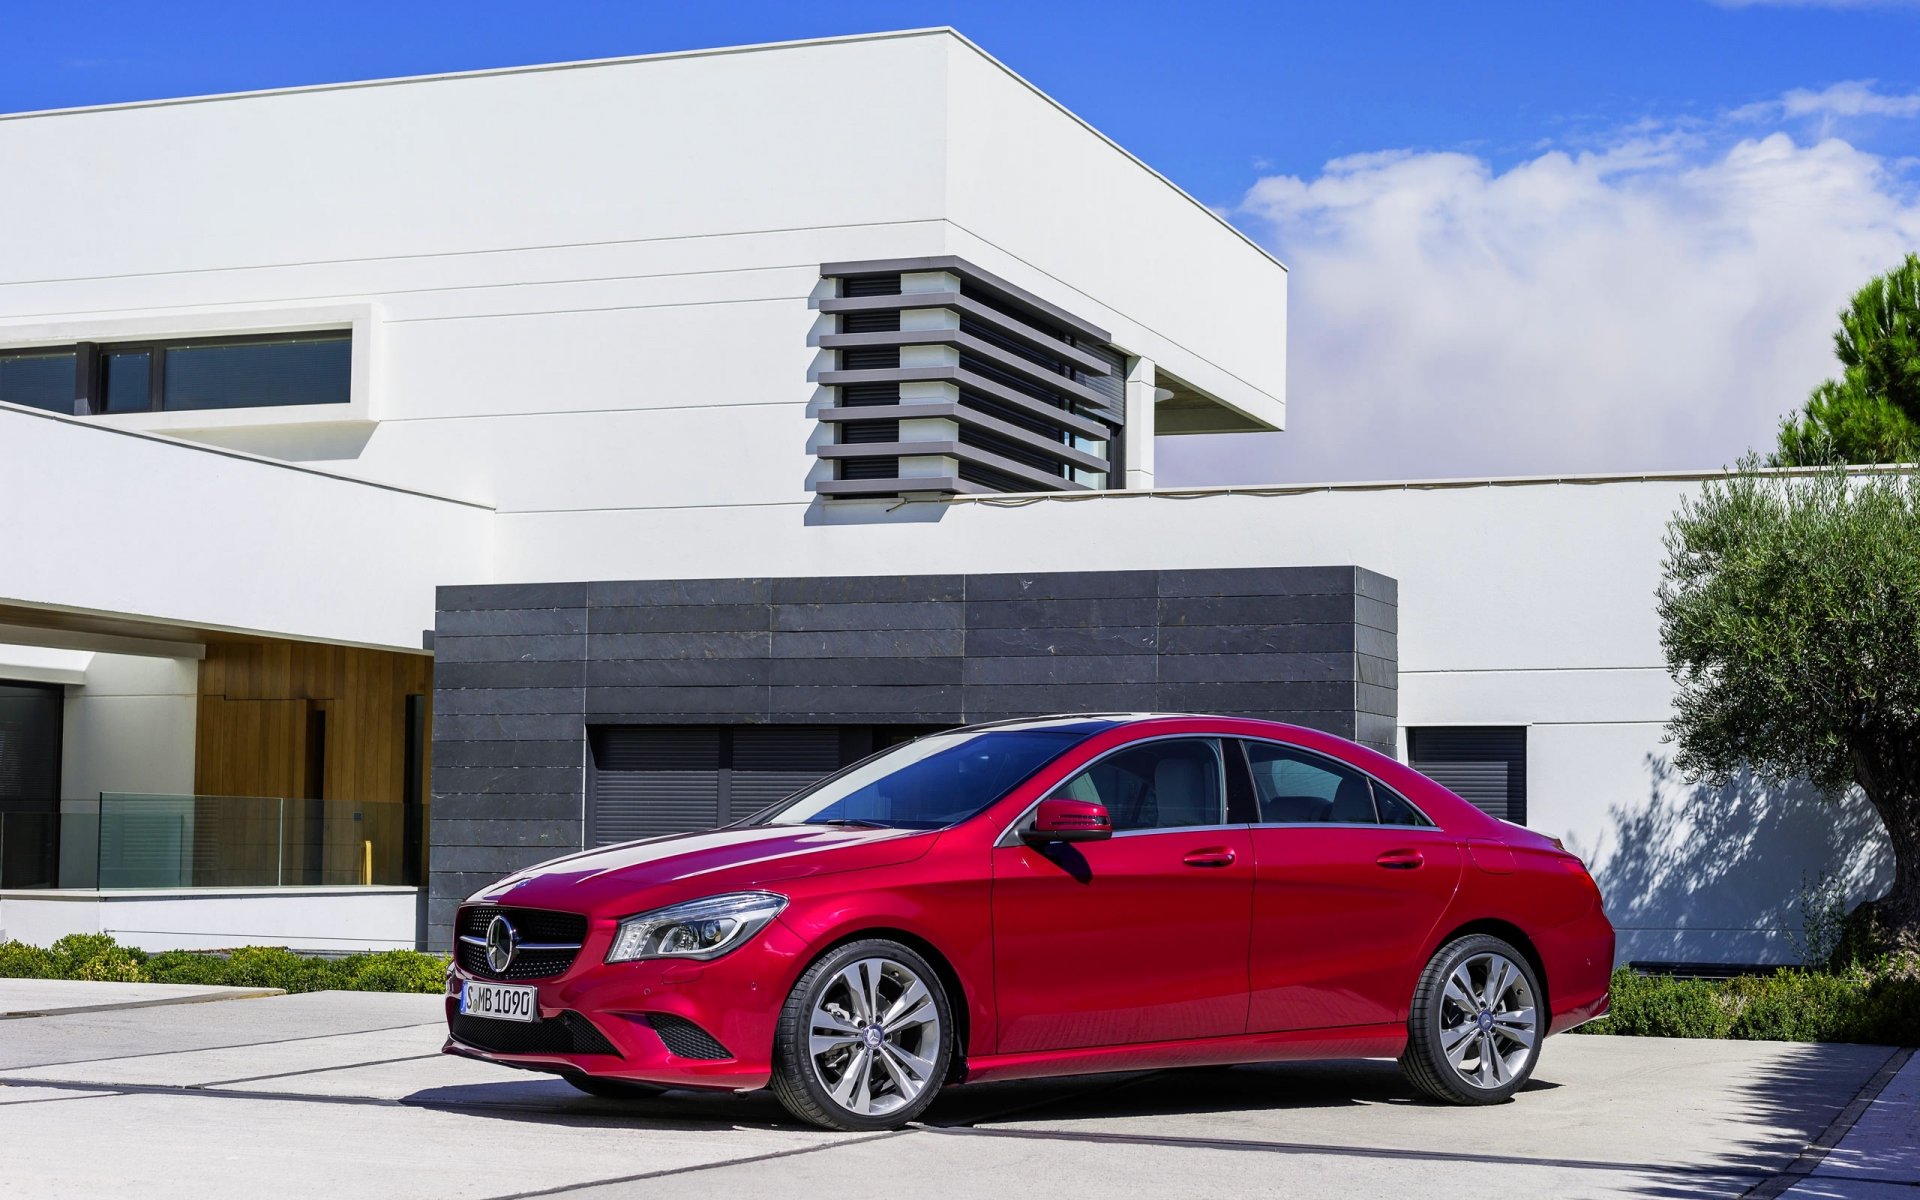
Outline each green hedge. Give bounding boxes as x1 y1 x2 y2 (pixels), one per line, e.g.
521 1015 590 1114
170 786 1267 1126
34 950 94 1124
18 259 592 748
1576 960 1920 1044
0 934 448 994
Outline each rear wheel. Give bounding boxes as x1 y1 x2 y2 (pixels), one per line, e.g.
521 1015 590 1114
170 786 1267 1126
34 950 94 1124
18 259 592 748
769 938 953 1131
1400 934 1543 1105
563 1074 665 1100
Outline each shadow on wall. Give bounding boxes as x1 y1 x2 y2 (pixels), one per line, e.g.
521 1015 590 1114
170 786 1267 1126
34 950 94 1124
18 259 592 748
1574 755 1892 966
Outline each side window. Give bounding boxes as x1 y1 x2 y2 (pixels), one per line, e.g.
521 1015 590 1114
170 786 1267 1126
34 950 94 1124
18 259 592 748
1372 782 1434 827
1055 738 1225 832
1244 741 1379 825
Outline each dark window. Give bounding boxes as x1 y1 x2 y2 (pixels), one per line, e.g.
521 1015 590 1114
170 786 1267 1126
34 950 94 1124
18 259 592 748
163 335 350 411
1244 740 1379 824
0 350 76 413
1 332 349 416
1408 727 1528 824
1056 738 1225 832
102 351 153 413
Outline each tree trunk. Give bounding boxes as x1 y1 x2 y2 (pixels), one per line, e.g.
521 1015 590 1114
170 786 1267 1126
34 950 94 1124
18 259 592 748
1854 774 1920 955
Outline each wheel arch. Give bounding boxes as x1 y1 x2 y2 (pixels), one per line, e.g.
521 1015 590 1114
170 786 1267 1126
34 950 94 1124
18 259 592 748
807 926 973 1083
1428 918 1551 1018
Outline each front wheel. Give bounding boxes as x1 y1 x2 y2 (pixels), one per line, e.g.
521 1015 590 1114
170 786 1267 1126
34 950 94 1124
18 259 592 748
1399 933 1543 1104
768 939 953 1131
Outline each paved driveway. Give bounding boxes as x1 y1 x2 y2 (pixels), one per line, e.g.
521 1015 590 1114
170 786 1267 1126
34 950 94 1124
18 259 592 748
0 983 1911 1199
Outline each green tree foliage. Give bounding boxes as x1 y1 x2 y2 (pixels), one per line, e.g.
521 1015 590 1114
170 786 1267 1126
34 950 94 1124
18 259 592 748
1660 461 1920 949
1774 253 1920 466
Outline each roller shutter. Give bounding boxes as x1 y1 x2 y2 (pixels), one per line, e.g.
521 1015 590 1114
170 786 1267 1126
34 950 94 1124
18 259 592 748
1407 727 1528 825
586 725 845 846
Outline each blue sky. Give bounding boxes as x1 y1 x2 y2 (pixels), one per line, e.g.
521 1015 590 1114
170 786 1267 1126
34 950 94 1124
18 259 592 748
5 1 1919 482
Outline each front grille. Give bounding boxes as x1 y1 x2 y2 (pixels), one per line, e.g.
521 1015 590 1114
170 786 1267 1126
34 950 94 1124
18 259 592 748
455 905 588 981
449 1010 619 1057
645 1013 732 1060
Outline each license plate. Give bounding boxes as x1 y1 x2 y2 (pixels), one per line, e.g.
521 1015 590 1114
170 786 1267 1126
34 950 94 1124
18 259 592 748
461 980 538 1023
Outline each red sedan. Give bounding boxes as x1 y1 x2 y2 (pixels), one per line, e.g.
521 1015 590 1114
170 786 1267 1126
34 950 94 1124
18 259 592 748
443 714 1614 1130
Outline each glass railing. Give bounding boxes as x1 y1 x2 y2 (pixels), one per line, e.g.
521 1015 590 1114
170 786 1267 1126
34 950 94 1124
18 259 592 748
87 794 412 889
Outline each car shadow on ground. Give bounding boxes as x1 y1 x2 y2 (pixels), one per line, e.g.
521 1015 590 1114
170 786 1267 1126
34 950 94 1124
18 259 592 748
401 1057 1555 1133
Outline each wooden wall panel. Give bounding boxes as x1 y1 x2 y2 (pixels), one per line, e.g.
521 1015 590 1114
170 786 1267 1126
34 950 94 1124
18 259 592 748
195 638 432 884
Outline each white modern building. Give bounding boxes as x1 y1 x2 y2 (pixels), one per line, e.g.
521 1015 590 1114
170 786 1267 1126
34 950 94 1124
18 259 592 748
0 29 1891 963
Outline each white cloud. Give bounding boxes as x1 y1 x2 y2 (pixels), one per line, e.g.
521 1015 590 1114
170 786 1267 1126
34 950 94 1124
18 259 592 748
1158 104 1920 486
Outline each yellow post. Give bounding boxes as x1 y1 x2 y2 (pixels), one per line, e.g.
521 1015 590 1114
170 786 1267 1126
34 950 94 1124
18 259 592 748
362 839 373 886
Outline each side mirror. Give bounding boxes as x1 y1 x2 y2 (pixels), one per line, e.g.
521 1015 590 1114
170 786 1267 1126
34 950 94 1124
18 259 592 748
1021 797 1113 844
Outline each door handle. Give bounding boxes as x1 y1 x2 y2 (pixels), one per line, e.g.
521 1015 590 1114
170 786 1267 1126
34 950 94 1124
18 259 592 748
1376 849 1424 870
1182 848 1236 868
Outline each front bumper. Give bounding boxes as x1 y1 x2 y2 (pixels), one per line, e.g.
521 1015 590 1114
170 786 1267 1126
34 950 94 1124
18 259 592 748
442 916 810 1091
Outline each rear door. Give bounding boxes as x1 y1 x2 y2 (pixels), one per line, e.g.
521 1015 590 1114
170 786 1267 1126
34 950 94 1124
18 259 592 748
991 736 1254 1053
1240 739 1463 1031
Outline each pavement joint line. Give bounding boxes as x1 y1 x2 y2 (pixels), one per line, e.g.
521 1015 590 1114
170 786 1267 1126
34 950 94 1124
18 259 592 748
0 988 285 1020
920 1122 1775 1181
467 1130 912 1200
198 1052 447 1088
1741 1046 1916 1200
1802 1174 1920 1190
0 1088 130 1108
0 1074 807 1132
0 1020 445 1070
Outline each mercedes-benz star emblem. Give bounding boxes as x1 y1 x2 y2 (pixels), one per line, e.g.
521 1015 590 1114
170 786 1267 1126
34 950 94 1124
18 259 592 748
485 915 518 973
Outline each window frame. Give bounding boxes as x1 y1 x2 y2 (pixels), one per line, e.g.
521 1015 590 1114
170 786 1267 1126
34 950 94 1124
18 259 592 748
3 331 353 416
0 305 370 428
1236 736 1438 830
996 733 1237 845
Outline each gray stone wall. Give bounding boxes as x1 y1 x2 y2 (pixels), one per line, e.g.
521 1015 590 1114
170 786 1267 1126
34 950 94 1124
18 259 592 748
428 566 1397 947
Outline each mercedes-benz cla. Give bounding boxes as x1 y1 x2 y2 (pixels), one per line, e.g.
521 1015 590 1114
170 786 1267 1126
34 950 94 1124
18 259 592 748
444 714 1614 1130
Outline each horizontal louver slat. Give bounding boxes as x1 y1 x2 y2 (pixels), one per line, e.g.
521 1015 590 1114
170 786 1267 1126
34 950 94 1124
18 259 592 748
1407 727 1527 824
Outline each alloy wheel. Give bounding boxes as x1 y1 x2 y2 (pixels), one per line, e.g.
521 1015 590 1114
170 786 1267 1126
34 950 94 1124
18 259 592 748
806 956 942 1118
1437 951 1538 1090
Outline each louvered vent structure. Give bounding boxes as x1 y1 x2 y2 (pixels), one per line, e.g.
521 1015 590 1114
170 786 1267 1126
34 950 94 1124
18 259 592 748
814 256 1125 498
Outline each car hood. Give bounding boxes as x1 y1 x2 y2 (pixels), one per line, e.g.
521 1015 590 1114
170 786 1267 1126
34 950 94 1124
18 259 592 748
467 824 939 913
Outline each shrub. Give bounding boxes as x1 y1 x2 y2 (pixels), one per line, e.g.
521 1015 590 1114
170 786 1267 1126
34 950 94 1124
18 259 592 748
49 933 149 982
0 940 57 979
142 950 234 987
0 935 449 995
1580 959 1920 1044
1593 969 1731 1038
339 950 448 994
218 946 347 993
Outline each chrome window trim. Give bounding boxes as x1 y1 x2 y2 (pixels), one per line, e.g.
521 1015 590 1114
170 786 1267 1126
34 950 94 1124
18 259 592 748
1236 735 1440 830
994 732 1232 847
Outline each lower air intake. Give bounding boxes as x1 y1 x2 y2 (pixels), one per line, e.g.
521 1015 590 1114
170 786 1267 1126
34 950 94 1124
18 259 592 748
449 1011 618 1057
644 1013 732 1060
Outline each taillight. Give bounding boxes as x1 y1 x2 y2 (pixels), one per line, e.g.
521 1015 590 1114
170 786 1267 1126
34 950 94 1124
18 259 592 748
1557 855 1603 902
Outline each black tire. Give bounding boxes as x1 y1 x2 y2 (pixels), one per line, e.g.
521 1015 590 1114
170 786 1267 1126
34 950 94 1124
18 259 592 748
563 1074 666 1100
1400 933 1544 1105
768 938 954 1131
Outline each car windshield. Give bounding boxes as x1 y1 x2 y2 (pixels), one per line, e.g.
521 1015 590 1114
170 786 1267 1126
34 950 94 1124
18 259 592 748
751 729 1087 830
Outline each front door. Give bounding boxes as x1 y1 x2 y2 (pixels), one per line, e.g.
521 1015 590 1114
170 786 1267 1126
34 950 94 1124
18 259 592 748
1239 739 1464 1031
991 737 1254 1054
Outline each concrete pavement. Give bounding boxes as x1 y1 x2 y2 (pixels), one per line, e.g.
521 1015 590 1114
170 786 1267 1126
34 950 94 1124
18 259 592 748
0 982 1912 1199
0 978 281 1018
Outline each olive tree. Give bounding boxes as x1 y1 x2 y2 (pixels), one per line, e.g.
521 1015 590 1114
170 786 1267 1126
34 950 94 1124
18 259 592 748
1660 460 1920 951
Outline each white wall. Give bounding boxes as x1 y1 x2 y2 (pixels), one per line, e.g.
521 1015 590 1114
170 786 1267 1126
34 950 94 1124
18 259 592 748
0 887 418 952
60 652 197 802
0 30 1279 526
0 406 491 650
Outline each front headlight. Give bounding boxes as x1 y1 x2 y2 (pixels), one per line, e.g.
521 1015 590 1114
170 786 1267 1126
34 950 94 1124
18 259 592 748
605 891 787 964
